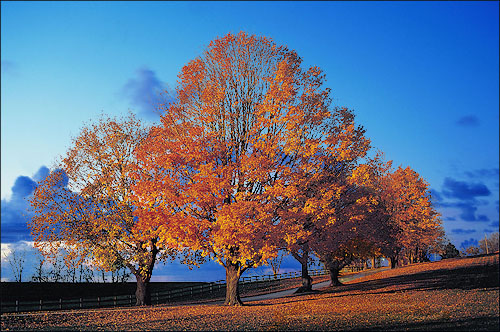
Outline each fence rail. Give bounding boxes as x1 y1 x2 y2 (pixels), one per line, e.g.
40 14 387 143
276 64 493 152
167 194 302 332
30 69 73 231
1 268 332 314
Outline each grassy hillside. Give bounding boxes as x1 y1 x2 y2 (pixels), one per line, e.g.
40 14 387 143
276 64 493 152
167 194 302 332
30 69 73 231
2 254 498 331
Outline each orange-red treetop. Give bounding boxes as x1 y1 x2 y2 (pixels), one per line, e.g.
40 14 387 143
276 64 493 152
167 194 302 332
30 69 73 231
133 32 370 273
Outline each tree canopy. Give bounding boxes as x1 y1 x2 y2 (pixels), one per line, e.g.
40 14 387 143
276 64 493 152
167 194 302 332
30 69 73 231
29 113 175 305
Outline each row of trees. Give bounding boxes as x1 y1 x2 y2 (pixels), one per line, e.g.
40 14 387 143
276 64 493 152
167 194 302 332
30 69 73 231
28 32 443 306
461 232 499 256
3 249 130 283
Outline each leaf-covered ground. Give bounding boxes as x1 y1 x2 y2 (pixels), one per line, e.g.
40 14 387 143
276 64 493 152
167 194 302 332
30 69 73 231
2 254 498 331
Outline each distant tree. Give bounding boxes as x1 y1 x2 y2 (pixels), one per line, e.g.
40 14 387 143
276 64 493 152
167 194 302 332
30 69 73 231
269 249 286 276
440 242 460 259
31 256 49 282
378 166 443 267
479 233 499 254
462 245 481 257
79 263 95 283
29 113 176 305
49 254 66 282
4 248 26 282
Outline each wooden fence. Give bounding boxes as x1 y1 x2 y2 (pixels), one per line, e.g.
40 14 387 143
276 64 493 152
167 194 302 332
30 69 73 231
1 268 329 313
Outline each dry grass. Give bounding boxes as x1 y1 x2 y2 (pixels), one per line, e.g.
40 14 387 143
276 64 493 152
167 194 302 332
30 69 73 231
2 254 498 331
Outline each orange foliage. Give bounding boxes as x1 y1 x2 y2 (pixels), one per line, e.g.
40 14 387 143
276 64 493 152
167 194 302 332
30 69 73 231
133 31 355 304
28 113 174 305
378 164 444 264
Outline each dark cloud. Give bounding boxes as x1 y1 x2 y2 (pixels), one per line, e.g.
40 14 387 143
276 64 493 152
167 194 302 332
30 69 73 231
1 166 50 243
477 215 489 222
121 67 172 120
436 201 489 222
1 201 32 243
441 177 490 201
460 238 478 249
456 115 479 127
451 228 476 235
11 176 37 199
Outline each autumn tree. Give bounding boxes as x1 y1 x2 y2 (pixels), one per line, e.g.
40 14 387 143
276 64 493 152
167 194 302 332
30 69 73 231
133 31 342 305
283 148 400 291
29 113 175 305
377 166 443 267
308 167 391 287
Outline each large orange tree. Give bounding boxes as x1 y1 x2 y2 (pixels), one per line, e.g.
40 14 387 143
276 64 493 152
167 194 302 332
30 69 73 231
29 113 175 305
133 31 346 305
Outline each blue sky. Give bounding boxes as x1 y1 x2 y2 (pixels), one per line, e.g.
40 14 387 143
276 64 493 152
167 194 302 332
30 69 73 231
1 1 498 281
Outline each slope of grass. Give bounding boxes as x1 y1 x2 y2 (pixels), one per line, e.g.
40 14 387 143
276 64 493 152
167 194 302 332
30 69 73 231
2 254 498 331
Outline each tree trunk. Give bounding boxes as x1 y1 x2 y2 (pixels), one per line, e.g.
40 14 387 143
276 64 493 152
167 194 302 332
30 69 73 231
224 263 243 306
135 274 151 306
291 249 312 293
298 259 313 292
328 266 343 286
370 257 375 269
389 255 398 268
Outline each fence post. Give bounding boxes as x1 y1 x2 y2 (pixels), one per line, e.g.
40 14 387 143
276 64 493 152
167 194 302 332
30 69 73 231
80 298 82 309
59 298 62 310
114 296 117 307
155 292 159 304
39 299 43 311
129 295 132 305
98 297 100 307
15 300 19 313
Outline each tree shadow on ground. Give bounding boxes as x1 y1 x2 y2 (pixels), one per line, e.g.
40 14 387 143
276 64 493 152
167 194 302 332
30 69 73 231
329 262 499 296
354 316 499 331
247 259 499 307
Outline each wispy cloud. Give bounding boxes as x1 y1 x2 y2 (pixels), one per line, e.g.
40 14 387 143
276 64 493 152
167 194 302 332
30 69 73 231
464 168 499 179
1 60 18 76
451 228 476 235
121 67 173 120
456 115 480 127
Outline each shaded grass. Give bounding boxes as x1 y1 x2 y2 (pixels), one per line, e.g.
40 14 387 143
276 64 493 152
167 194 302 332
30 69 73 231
2 254 498 331
0 282 208 302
